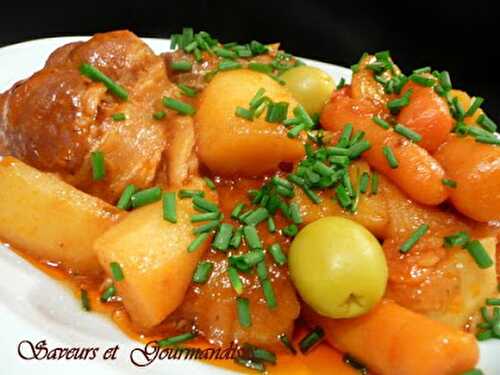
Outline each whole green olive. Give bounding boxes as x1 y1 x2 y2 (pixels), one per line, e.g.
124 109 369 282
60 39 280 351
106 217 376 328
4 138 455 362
281 66 335 115
289 216 388 318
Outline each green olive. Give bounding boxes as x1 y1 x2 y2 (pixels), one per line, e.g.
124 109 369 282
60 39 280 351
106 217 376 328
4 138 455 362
281 66 335 116
289 216 388 318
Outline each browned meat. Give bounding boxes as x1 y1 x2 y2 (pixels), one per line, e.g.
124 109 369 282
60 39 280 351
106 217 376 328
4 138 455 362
0 30 181 202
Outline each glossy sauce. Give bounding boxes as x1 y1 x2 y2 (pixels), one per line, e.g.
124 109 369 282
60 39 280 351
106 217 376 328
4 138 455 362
3 175 362 375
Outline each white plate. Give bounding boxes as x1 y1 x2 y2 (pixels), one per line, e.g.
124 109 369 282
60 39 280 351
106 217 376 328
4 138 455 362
0 37 497 375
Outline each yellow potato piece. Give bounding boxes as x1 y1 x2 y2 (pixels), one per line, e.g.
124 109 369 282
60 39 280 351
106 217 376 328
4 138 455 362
427 237 497 328
0 156 123 275
195 69 305 176
94 197 210 329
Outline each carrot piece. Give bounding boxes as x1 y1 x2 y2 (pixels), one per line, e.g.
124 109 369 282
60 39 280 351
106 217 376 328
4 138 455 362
302 299 479 375
434 134 500 222
320 91 448 206
397 81 454 152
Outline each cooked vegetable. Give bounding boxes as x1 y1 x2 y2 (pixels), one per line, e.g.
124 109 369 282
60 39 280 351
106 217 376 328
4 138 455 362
195 69 304 176
94 195 211 328
281 66 335 115
303 300 479 375
289 217 388 318
0 157 123 275
321 90 448 205
434 134 500 221
384 236 497 328
397 81 454 152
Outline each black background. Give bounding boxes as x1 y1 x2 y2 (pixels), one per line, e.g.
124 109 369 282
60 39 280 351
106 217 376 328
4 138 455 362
1 1 498 120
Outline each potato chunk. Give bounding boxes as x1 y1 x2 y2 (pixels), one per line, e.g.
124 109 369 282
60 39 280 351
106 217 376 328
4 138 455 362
195 69 305 176
0 156 123 275
94 195 211 329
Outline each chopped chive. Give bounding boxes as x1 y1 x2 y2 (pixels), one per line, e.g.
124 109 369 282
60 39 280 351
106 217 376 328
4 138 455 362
248 62 273 74
476 330 494 341
413 66 431 74
287 123 306 138
387 88 413 114
178 189 204 199
349 130 365 146
256 261 268 281
290 203 302 224
299 327 325 354
236 297 252 328
279 334 297 354
162 192 177 223
266 102 289 123
262 279 277 309
439 71 452 91
243 207 269 226
235 106 254 120
276 185 294 198
371 172 379 194
338 123 353 147
239 209 254 223
116 184 136 210
475 135 500 145
229 227 243 249
383 145 399 169
90 151 105 181
192 196 219 212
170 60 193 71
202 176 216 191
269 243 287 266
451 96 465 120
465 240 493 268
293 105 314 128
359 172 370 193
228 267 244 295
212 223 234 251
131 186 162 208
229 250 265 272
442 178 457 188
218 59 242 71
213 46 237 59
111 112 127 121
80 63 128 100
80 289 90 311
410 74 435 87
177 83 197 97
234 357 265 372
327 146 350 156
100 285 116 302
243 225 263 250
191 212 220 223
336 77 346 90
486 298 500 306
464 97 484 117
267 216 276 233
231 203 245 219
243 344 277 365
193 220 220 234
303 186 321 204
348 139 371 158
343 354 369 374
110 262 124 281
282 224 298 237
249 88 266 108
335 184 352 209
313 160 334 176
477 114 497 133
162 97 196 115
153 111 166 120
400 224 429 253
372 115 390 129
394 123 422 142
158 332 196 348
187 232 209 252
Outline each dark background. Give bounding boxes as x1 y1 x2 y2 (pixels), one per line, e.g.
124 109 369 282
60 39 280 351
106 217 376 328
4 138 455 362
1 1 498 120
